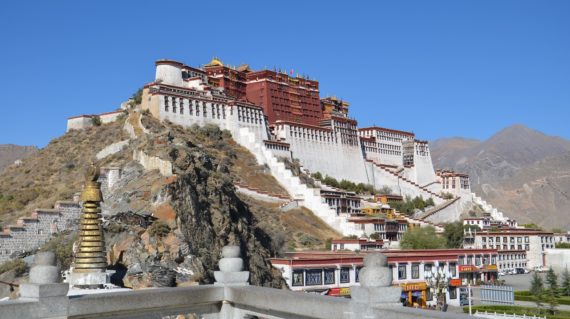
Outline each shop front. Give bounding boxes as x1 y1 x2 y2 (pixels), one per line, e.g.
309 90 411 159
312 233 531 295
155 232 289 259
459 265 479 285
400 282 428 308
480 265 498 283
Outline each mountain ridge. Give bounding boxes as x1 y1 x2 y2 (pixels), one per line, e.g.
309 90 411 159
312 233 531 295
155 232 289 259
431 124 570 229
0 144 38 172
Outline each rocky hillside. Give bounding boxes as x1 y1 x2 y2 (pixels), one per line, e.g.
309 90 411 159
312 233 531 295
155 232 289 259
0 144 37 172
0 112 339 290
431 125 570 229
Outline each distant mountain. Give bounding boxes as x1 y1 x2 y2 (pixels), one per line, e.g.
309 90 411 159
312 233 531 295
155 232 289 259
0 144 38 172
431 125 570 229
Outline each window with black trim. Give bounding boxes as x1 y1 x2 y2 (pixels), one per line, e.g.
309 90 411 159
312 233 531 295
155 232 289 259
449 287 457 299
292 270 304 287
324 269 335 285
398 264 407 279
305 269 322 286
412 264 420 279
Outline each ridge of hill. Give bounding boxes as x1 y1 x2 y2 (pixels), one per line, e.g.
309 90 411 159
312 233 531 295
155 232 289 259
0 112 339 290
0 144 38 172
431 124 570 229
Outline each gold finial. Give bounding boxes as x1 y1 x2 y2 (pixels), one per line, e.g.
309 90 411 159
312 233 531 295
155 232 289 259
73 164 107 273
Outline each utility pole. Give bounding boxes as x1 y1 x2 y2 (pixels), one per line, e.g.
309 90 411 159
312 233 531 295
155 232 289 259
468 283 472 316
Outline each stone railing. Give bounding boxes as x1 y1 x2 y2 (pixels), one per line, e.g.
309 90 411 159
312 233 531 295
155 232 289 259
0 248 470 319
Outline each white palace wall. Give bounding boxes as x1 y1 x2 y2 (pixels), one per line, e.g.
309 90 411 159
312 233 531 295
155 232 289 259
274 123 369 184
414 153 438 188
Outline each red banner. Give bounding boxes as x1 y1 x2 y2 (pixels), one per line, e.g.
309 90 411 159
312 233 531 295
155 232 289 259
459 265 477 273
450 279 462 287
327 287 351 296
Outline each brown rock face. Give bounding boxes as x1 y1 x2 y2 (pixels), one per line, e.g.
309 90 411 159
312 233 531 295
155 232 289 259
166 152 282 287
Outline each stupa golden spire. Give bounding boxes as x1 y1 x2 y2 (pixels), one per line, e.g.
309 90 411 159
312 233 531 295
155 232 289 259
72 164 107 272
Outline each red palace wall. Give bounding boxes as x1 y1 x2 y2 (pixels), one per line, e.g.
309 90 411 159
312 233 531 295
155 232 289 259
246 70 322 126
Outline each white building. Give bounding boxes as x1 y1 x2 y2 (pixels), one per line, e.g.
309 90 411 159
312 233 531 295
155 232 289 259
497 250 528 272
270 252 363 297
465 229 554 269
331 239 384 252
385 249 498 307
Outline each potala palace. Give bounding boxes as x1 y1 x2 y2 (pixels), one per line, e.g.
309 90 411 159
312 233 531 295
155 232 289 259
67 58 515 237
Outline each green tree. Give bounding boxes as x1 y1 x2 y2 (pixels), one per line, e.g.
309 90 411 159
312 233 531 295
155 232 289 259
400 226 446 250
522 223 542 230
556 242 570 249
91 115 102 126
311 172 323 180
546 290 559 315
530 272 545 309
562 268 570 296
369 232 381 240
443 222 465 248
546 268 560 298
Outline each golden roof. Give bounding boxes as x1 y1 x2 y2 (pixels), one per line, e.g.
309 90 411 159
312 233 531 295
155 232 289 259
206 57 224 67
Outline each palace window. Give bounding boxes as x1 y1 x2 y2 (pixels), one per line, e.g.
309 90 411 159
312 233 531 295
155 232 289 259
398 264 407 279
340 267 350 283
412 264 420 279
450 263 457 277
164 96 169 112
305 269 322 286
449 287 457 299
324 269 335 285
292 270 304 287
355 266 363 282
424 263 432 274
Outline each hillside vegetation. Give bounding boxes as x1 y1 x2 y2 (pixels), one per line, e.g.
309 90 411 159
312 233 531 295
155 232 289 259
0 121 129 225
0 111 338 290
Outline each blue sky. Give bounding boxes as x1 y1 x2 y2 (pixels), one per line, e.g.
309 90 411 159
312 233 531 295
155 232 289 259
0 1 568 147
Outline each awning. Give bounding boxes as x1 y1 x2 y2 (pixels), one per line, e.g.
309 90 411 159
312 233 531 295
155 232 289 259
450 279 462 287
481 265 498 272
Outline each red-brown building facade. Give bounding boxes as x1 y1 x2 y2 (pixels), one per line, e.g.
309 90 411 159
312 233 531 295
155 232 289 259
245 70 322 125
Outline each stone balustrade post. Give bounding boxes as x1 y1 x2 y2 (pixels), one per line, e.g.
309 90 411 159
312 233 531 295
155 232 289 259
211 245 249 319
19 251 69 319
348 253 400 319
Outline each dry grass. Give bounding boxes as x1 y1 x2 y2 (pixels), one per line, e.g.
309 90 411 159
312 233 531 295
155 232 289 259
230 145 288 197
0 121 129 226
242 196 340 253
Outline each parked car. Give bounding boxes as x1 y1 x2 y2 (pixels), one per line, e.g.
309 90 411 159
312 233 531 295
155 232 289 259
534 266 549 273
498 271 505 276
515 268 525 274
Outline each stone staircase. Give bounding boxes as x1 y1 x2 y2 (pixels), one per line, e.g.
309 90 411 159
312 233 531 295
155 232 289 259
471 192 509 222
417 197 460 220
367 160 444 201
235 127 353 235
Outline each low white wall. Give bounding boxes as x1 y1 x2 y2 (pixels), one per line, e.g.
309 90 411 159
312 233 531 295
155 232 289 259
133 150 173 176
545 249 570 273
96 140 129 160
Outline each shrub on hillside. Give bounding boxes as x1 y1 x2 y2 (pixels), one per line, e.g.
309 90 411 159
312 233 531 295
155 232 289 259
91 115 102 126
40 231 77 270
148 221 171 238
0 258 28 277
